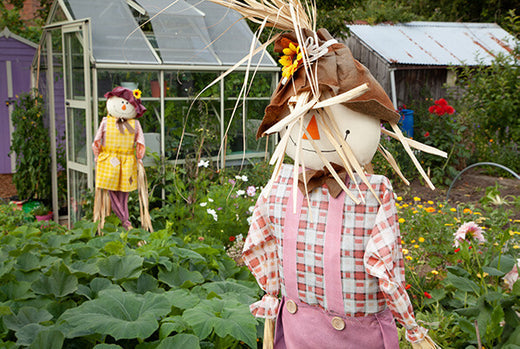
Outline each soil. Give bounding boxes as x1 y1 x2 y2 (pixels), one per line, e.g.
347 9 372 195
0 174 17 202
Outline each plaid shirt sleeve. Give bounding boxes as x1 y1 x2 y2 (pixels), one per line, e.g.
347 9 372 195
242 192 280 319
134 120 146 161
92 118 107 161
364 179 427 343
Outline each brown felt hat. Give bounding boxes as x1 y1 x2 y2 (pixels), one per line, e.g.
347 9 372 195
257 28 399 138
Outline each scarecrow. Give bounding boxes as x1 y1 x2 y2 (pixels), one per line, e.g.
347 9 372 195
92 86 152 233
206 0 444 347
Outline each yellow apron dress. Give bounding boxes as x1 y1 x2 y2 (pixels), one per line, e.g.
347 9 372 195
95 116 138 192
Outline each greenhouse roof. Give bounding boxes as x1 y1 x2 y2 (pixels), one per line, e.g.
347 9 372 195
347 22 516 66
58 0 276 67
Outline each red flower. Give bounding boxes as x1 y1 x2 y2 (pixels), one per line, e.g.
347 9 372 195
424 291 432 299
405 284 412 290
454 248 461 253
229 236 236 242
428 105 436 114
435 107 445 116
436 98 448 106
424 131 430 137
445 106 455 114
468 245 472 250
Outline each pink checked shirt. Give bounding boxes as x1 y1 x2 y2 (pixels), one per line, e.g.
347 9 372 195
243 164 427 343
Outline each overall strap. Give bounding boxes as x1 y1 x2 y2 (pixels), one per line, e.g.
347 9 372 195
324 190 346 315
282 187 304 300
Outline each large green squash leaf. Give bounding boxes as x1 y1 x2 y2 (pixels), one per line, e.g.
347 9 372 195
97 255 144 281
3 307 53 332
93 344 123 349
163 289 200 310
15 253 41 272
122 273 159 294
76 278 122 300
156 334 200 349
15 323 45 346
158 265 204 288
69 260 100 278
199 281 259 303
159 316 190 339
0 281 34 301
59 289 171 340
32 262 78 298
182 298 257 348
28 327 65 349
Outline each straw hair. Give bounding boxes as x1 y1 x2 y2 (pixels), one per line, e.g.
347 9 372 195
93 188 111 235
137 161 153 232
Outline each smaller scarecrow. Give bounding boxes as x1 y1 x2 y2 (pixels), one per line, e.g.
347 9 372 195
92 86 152 233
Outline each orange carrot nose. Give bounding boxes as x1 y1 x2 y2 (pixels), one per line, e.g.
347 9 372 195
302 114 320 140
122 104 127 111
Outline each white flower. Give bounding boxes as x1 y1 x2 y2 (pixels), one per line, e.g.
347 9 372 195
207 208 218 221
208 198 214 202
247 216 253 225
236 190 246 196
200 202 207 207
246 186 256 197
248 206 255 213
198 159 209 168
235 175 248 182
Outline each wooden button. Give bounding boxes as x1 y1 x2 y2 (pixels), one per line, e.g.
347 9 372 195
331 317 345 331
286 299 298 314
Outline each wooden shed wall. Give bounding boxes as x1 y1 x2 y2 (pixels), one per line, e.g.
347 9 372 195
345 35 449 107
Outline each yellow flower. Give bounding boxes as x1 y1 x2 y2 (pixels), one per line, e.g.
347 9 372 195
133 89 142 99
410 239 416 243
402 204 409 208
476 272 489 278
398 218 406 224
445 223 453 226
418 237 425 243
413 197 421 202
450 208 457 212
414 244 419 248
397 196 403 201
473 212 482 215
427 200 434 205
513 245 520 249
463 208 472 214
425 207 436 213
402 248 409 255
438 204 444 208
431 270 439 275
417 204 423 209
405 256 413 261
412 210 418 214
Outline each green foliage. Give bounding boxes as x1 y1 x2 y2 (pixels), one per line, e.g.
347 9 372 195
397 192 520 348
0 214 263 348
350 0 419 24
9 92 52 201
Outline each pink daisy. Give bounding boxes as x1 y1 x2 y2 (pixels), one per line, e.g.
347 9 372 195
454 221 485 247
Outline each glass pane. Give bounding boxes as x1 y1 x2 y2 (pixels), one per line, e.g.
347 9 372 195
164 99 220 161
64 31 85 100
138 0 219 64
67 108 87 164
185 0 275 66
65 0 158 64
96 70 159 99
69 169 88 224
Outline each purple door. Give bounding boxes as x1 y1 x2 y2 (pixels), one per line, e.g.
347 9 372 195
0 29 37 174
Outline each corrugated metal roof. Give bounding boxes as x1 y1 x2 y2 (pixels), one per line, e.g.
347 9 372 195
347 21 516 66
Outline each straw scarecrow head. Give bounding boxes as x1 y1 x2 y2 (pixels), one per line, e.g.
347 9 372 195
208 0 447 202
105 86 146 120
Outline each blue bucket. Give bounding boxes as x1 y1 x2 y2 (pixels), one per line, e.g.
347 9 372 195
399 109 414 138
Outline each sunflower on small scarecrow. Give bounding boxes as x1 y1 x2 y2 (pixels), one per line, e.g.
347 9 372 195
92 86 152 234
206 0 444 347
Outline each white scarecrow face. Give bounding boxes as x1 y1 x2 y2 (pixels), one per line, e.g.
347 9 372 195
281 103 381 170
107 96 137 120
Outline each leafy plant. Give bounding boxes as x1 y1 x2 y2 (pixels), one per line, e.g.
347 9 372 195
0 213 264 348
9 91 52 201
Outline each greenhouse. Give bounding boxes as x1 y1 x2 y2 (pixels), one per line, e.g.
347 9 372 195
32 0 278 225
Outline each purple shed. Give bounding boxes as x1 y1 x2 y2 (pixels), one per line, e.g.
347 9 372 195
0 28 38 174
